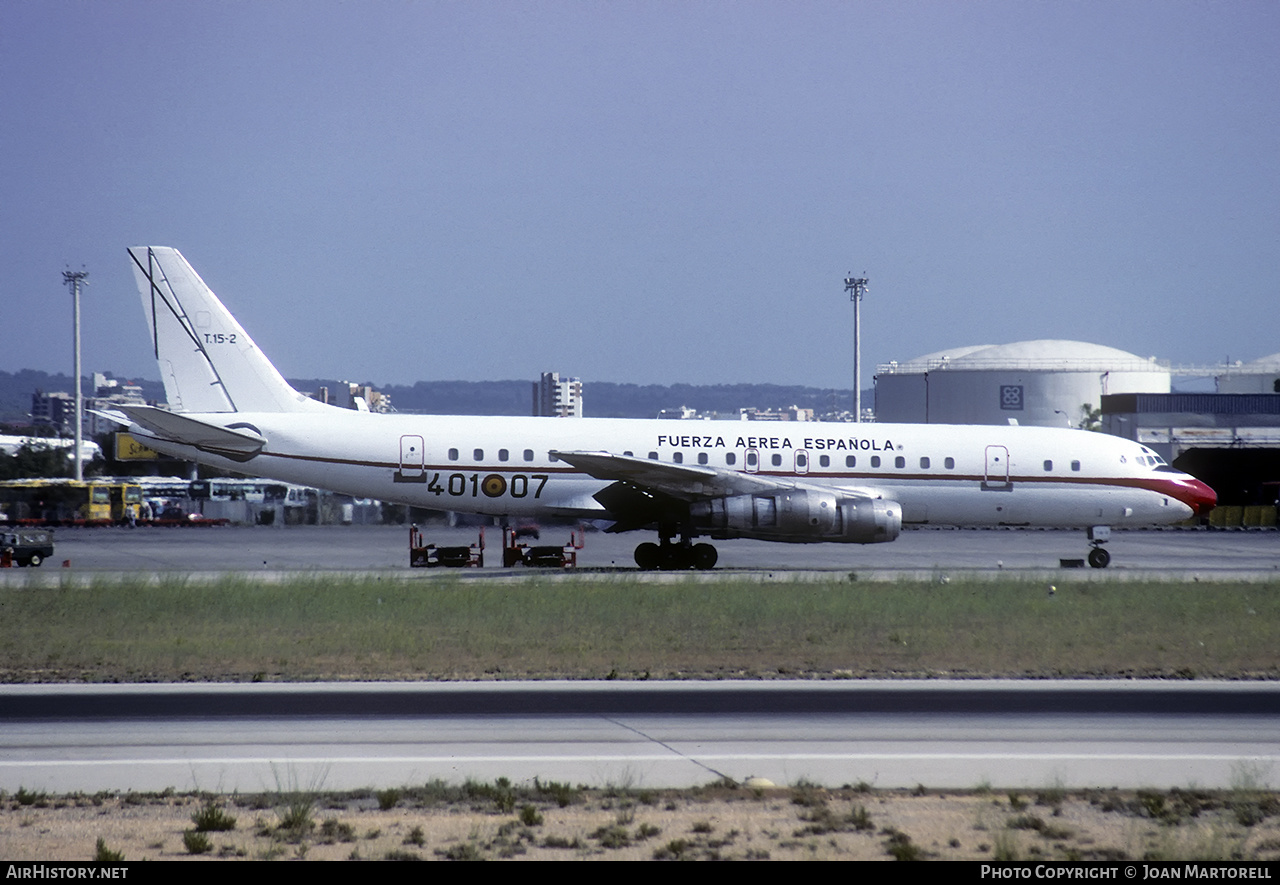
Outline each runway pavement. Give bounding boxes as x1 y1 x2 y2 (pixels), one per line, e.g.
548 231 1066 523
1 523 1277 580
3 681 1278 792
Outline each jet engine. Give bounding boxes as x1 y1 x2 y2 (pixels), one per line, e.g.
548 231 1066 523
689 491 901 544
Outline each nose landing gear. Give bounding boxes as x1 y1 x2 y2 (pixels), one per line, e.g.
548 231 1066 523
1087 525 1111 569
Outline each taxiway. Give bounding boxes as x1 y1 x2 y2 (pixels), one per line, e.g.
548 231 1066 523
2 524 1276 578
3 681 1277 793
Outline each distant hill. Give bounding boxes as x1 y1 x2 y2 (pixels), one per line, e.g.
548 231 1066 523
1 370 858 422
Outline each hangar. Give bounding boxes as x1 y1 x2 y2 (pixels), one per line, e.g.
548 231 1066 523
1102 391 1280 516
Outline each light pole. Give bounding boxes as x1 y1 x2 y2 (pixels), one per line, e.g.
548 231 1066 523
844 274 868 422
62 269 88 482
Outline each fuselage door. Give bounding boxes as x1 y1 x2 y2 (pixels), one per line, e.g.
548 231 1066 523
744 448 760 474
983 444 1011 490
399 435 425 478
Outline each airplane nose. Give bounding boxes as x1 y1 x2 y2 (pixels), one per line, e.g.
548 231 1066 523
1183 478 1217 517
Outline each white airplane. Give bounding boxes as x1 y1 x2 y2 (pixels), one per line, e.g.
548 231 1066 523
111 246 1215 570
0 435 102 464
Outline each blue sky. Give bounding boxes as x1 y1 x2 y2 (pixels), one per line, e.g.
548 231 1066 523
2 1 1276 388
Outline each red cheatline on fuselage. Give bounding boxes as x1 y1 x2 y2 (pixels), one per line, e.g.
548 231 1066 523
1144 476 1217 516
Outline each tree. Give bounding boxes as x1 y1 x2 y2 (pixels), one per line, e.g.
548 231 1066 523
0 442 73 480
1079 403 1103 432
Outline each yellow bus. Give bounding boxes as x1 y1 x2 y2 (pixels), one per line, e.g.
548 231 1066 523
0 479 144 525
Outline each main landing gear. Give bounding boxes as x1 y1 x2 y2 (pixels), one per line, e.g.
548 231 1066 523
634 519 718 570
634 540 718 570
1086 525 1111 569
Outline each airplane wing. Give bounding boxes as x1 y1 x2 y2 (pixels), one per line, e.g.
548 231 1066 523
111 404 267 460
552 449 895 536
551 450 791 501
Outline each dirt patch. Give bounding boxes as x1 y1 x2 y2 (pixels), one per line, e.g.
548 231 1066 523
4 785 1280 861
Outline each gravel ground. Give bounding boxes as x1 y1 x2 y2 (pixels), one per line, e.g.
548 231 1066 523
4 785 1280 862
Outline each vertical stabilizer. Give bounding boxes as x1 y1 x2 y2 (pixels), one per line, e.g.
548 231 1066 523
128 247 317 414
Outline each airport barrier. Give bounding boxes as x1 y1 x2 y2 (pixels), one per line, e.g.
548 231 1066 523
1208 505 1279 528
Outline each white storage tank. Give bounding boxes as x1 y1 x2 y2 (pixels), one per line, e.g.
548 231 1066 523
1216 353 1280 394
875 340 1170 427
874 345 995 423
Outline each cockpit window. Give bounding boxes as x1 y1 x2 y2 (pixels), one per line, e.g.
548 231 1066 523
1137 448 1168 468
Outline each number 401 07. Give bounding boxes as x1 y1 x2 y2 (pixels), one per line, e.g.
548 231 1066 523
426 472 548 499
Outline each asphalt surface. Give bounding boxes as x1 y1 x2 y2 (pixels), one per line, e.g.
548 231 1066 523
3 681 1278 792
1 523 1277 579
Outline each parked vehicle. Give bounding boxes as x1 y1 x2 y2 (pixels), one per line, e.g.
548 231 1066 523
0 529 54 567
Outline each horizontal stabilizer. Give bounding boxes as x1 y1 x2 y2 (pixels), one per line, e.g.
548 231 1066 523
114 404 266 460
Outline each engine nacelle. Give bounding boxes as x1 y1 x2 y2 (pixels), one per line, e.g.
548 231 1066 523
690 491 901 544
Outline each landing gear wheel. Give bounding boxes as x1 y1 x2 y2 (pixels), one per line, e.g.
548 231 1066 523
691 543 717 570
27 554 41 568
661 546 694 570
635 542 661 570
1088 547 1110 569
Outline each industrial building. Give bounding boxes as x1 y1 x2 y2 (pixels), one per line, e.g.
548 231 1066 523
1102 390 1280 513
1102 393 1280 460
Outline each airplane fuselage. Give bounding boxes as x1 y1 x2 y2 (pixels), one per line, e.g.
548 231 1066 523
119 246 1217 569
132 407 1211 532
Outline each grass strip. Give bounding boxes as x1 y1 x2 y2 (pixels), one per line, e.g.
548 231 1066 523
2 574 1277 681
